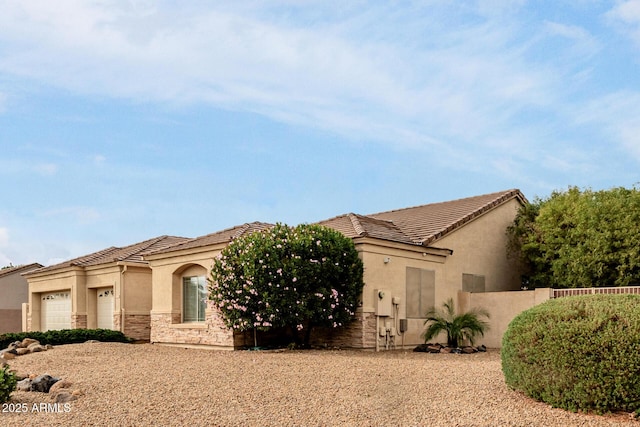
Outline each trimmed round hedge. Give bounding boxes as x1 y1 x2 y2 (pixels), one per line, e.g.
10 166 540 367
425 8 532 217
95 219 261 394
501 294 640 414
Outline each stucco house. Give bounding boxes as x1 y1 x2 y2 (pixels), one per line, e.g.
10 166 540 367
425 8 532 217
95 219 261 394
0 263 43 334
148 189 526 350
145 222 274 349
23 235 188 340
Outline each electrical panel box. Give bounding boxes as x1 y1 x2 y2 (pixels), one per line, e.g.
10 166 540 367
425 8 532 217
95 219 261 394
399 319 408 333
375 289 392 316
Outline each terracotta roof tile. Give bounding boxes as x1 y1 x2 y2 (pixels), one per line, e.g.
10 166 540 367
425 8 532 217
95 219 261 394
317 213 416 245
27 235 190 275
145 222 274 256
368 189 526 245
0 263 44 279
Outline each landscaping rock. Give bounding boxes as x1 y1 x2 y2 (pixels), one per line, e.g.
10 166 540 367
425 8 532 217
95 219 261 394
0 350 16 360
413 344 430 352
28 344 47 353
440 347 452 354
54 391 78 403
30 374 60 393
49 379 73 397
16 378 32 392
462 346 477 354
477 345 487 352
21 338 39 348
15 348 30 355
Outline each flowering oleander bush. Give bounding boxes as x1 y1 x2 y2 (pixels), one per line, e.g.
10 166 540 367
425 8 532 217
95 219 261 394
209 223 364 347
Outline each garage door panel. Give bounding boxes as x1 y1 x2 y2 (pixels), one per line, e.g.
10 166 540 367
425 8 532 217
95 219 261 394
41 291 71 331
97 288 114 330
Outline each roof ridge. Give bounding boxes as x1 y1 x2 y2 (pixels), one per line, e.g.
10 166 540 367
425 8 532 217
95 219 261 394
347 213 366 236
369 189 521 217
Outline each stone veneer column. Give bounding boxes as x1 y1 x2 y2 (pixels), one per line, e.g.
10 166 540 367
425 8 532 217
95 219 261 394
71 314 87 329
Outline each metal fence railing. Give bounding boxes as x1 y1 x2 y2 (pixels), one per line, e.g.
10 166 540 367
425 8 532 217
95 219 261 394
553 286 640 298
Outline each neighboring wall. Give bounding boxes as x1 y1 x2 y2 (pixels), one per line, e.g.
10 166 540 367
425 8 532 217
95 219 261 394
0 272 28 333
458 288 553 348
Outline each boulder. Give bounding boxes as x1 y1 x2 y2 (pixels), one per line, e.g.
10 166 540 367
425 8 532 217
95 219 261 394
413 344 430 352
427 344 443 353
21 338 39 348
15 348 30 356
0 350 16 360
477 345 487 352
27 343 46 353
440 347 452 354
30 375 60 393
16 378 32 392
462 346 477 354
54 391 78 403
48 379 73 397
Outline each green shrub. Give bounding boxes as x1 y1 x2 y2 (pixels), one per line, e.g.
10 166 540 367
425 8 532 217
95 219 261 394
0 329 132 350
0 365 17 404
501 294 640 414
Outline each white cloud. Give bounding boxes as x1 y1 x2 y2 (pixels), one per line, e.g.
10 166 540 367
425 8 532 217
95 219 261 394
0 2 560 153
606 0 640 46
0 227 8 247
40 206 101 224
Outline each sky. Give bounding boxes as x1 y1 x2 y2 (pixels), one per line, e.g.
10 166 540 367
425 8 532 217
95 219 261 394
1 0 639 267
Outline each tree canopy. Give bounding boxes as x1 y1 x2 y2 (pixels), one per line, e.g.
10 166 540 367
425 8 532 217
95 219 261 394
507 186 640 289
209 223 364 346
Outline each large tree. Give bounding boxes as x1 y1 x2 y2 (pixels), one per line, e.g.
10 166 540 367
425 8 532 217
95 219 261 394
507 186 640 289
209 223 364 347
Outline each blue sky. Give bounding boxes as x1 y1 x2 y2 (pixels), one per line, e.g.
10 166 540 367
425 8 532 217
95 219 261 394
1 1 639 266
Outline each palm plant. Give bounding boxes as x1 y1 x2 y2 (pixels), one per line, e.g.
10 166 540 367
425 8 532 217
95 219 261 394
421 298 490 347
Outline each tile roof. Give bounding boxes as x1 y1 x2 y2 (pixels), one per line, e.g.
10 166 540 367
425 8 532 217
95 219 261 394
317 213 416 245
0 263 44 279
319 189 526 247
26 235 190 275
144 222 275 256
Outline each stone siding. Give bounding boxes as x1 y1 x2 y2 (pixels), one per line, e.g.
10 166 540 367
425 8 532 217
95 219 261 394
151 311 235 348
71 314 87 329
123 314 151 341
310 310 376 349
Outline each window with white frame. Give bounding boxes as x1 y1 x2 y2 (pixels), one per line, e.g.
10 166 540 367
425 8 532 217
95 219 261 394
183 276 207 322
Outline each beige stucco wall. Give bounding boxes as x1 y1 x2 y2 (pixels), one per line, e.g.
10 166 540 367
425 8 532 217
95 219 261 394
26 268 83 331
354 240 450 348
0 269 32 333
436 198 523 294
148 246 236 348
26 263 153 340
458 288 553 348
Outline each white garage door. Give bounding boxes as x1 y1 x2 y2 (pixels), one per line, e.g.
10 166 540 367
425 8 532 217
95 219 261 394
41 291 71 331
97 288 114 330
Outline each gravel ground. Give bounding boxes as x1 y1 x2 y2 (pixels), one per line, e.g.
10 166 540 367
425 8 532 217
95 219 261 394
2 342 637 426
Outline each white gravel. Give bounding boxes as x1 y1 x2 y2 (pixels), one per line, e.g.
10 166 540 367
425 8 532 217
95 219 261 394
2 342 637 426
